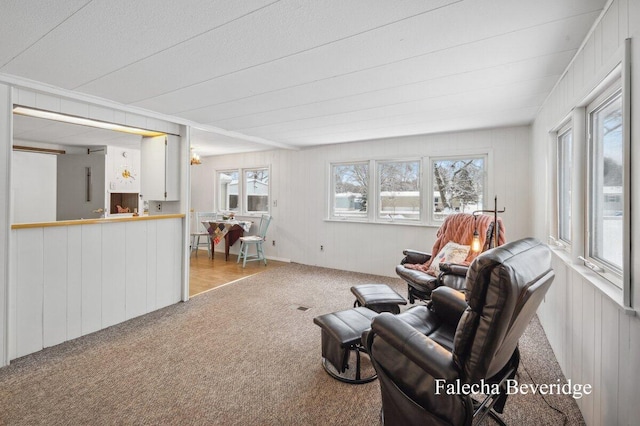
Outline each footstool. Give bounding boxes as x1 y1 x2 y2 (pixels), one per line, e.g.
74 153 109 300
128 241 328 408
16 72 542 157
351 284 407 314
313 307 378 384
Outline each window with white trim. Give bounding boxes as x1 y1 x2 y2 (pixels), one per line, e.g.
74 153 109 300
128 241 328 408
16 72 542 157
244 168 269 213
431 156 486 222
587 83 623 281
331 162 368 219
216 167 270 215
377 160 420 221
217 170 239 212
557 124 572 244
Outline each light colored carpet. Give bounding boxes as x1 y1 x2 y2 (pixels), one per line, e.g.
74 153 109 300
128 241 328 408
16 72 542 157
0 263 584 425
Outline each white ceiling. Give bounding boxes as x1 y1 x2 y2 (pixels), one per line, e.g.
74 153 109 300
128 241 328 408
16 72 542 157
2 0 607 156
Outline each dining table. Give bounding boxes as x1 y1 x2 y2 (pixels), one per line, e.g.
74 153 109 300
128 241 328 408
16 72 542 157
204 219 253 261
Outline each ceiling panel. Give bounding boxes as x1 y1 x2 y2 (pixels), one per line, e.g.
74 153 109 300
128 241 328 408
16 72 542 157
190 128 275 156
236 81 554 144
1 0 276 89
188 45 576 131
75 0 458 103
1 0 608 155
0 0 90 68
131 1 601 117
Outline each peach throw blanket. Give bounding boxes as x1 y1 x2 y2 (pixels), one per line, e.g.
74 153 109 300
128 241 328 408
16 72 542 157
405 213 506 276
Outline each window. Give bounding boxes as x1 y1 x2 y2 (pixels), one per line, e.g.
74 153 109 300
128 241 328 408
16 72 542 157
329 155 489 224
587 86 623 277
217 170 239 212
331 162 368 219
216 167 270 215
378 160 420 221
431 156 485 222
245 168 269 213
557 125 572 244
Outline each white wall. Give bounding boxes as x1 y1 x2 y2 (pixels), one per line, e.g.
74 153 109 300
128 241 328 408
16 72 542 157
11 151 56 223
531 0 640 424
192 126 532 277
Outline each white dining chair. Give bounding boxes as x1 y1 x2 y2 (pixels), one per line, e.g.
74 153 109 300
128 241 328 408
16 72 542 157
190 212 217 258
237 214 271 267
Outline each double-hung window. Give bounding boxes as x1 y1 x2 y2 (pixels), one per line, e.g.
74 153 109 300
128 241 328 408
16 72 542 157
217 170 239 212
217 167 270 215
587 83 624 281
557 124 572 244
329 155 487 224
245 168 269 213
331 162 369 219
378 160 420 221
431 156 486 223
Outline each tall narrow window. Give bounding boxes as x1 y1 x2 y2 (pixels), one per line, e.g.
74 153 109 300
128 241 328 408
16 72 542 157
218 170 239 212
331 162 369 219
557 126 572 243
588 87 623 276
244 168 269 213
378 160 420 221
431 157 485 221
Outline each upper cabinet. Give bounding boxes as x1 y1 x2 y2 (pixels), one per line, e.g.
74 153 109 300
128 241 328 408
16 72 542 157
140 135 180 201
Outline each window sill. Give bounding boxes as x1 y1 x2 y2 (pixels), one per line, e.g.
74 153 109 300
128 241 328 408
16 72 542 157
324 218 439 228
550 248 635 316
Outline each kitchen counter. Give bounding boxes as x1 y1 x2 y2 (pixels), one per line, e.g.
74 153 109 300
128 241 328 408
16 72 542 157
9 212 185 360
11 213 185 229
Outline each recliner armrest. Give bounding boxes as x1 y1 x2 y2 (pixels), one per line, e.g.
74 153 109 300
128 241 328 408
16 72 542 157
430 287 468 326
368 313 459 380
401 249 431 265
438 263 469 277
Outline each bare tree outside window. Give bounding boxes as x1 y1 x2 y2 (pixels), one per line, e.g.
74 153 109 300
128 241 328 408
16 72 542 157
432 157 485 220
378 160 420 220
245 168 269 213
332 163 368 218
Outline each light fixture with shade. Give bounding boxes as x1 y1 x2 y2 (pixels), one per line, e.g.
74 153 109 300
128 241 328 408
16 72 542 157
471 196 505 252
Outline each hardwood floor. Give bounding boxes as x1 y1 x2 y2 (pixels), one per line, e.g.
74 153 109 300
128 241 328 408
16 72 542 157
189 248 286 297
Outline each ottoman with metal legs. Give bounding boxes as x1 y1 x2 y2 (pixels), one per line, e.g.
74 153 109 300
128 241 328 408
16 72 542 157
313 307 379 384
351 284 407 314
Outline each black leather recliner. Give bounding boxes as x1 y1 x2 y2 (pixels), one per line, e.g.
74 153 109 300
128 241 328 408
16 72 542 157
365 238 554 426
395 220 497 303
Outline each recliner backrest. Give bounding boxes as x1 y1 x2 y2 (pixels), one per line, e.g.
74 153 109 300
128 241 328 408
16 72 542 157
452 238 554 381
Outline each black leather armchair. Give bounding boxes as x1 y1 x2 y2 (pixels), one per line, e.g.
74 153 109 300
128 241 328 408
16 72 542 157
366 238 554 425
396 250 469 303
395 218 497 303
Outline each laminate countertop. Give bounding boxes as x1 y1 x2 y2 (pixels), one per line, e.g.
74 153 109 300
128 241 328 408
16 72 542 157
11 213 185 229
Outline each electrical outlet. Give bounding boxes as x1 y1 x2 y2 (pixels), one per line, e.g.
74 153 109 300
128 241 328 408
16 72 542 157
320 245 324 251
272 240 276 246
155 202 162 212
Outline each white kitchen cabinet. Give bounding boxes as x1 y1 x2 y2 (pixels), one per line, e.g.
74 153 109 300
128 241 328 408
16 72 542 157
140 134 180 201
